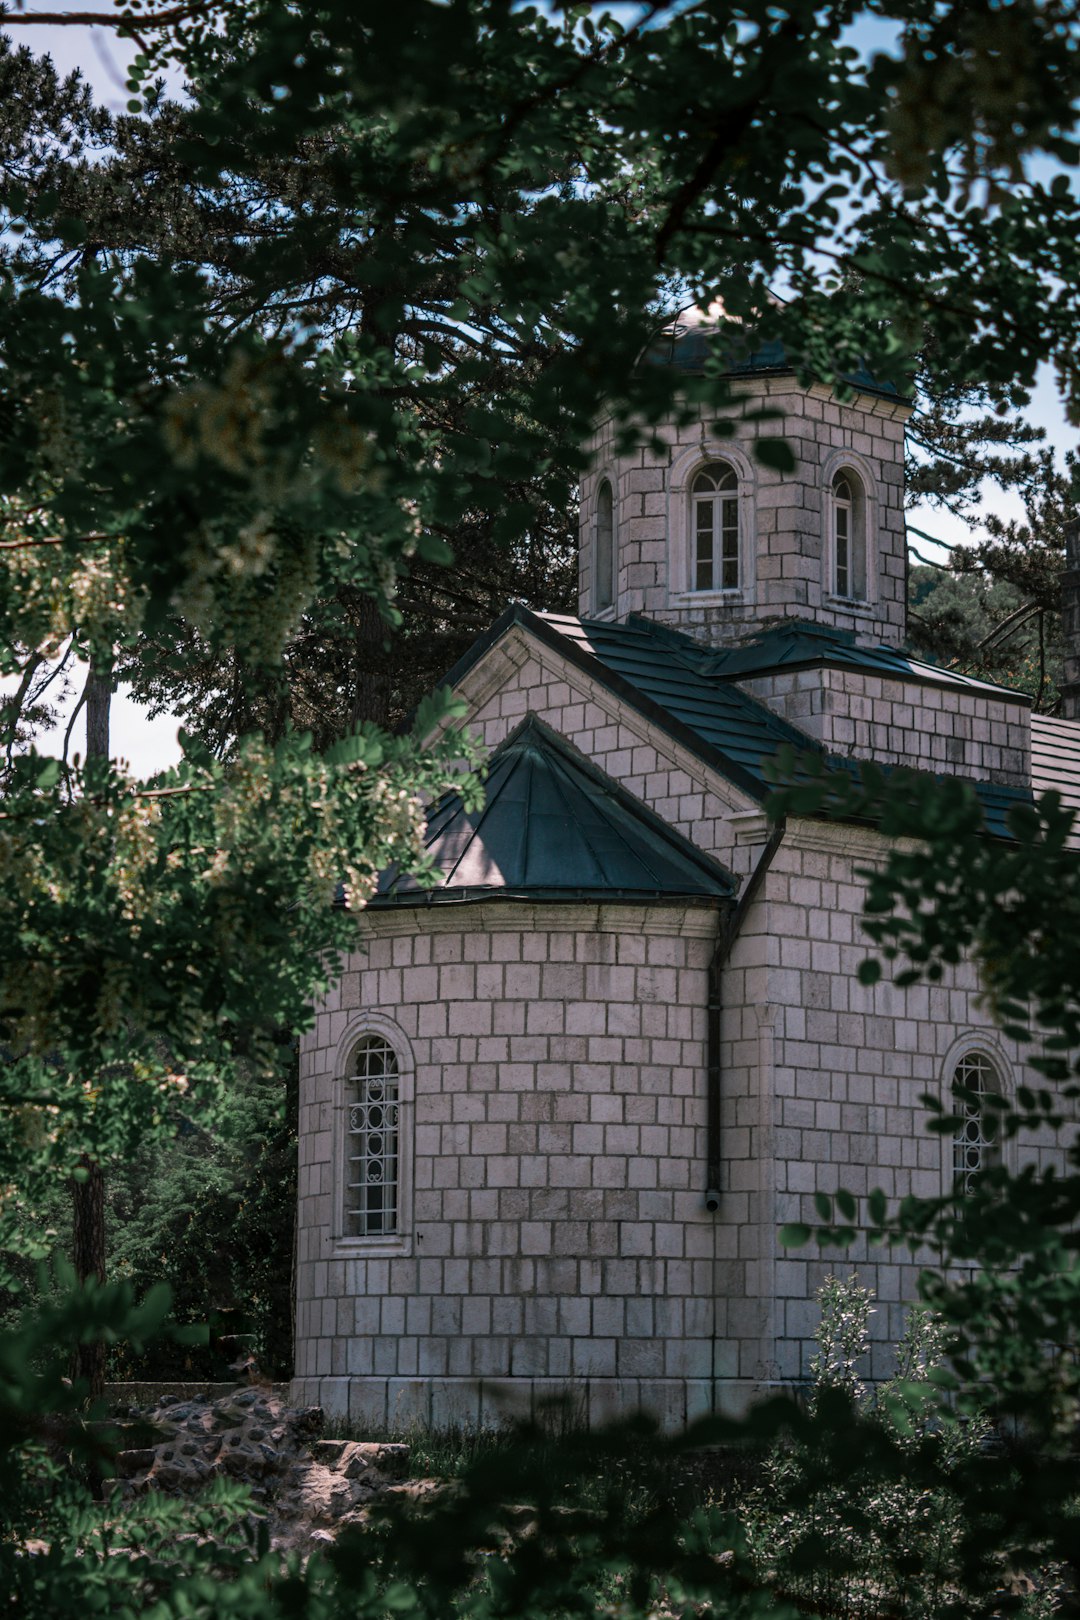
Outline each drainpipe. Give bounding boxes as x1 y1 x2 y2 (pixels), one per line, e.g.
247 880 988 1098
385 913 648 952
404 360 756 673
705 819 786 1210
1061 518 1080 720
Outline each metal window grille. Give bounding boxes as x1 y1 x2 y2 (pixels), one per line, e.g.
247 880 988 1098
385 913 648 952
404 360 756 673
952 1051 999 1194
692 464 739 591
345 1037 399 1236
596 480 614 609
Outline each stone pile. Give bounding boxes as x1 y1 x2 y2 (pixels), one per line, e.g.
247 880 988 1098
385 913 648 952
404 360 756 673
109 1385 412 1549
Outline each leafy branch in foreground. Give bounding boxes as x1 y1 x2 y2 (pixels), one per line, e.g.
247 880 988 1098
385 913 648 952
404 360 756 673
0 700 480 1279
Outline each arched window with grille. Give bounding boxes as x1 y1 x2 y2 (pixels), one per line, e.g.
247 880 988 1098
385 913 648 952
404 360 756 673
345 1035 401 1236
691 462 740 592
831 468 867 600
951 1050 1002 1194
595 479 615 611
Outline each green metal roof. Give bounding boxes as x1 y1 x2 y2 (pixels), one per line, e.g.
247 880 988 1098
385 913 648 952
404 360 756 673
437 604 1035 841
374 715 736 908
696 615 1036 699
699 618 1031 700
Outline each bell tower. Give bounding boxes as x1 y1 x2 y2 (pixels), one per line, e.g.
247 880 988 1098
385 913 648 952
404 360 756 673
578 309 913 650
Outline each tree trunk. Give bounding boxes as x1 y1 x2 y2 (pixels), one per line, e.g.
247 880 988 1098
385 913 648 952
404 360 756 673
70 657 112 1399
84 662 112 758
347 590 393 731
71 1156 107 1395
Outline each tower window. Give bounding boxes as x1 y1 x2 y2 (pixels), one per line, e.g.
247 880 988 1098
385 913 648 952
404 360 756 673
691 463 740 592
596 479 614 610
832 470 867 600
345 1036 400 1236
951 1051 1000 1194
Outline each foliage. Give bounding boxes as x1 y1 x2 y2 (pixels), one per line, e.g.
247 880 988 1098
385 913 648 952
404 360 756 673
103 1041 297 1380
745 1276 998 1620
0 707 478 1271
908 559 1064 710
905 441 1080 712
2 0 1080 1612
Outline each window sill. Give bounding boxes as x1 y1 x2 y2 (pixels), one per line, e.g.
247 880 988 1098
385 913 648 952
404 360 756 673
669 589 750 606
824 594 876 617
331 1234 412 1259
591 604 617 621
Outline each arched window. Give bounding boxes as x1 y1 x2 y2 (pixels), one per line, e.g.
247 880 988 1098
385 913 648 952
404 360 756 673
691 462 740 592
595 479 614 611
951 1050 1001 1194
832 469 867 600
345 1035 400 1236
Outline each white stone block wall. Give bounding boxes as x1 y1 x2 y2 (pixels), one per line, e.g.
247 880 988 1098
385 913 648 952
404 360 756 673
579 378 911 649
741 669 1033 787
293 903 740 1431
292 819 1066 1428
732 820 1066 1382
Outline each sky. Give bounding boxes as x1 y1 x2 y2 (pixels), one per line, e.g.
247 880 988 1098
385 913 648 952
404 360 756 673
5 1 1079 775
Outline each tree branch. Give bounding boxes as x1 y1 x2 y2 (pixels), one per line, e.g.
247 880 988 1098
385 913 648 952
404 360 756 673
0 534 114 551
1 4 210 31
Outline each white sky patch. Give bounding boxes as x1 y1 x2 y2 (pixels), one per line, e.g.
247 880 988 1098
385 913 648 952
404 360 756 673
5 0 186 107
1 662 183 776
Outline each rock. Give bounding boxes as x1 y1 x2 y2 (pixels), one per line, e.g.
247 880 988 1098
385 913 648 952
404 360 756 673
152 1460 198 1490
289 1408 324 1439
353 1443 409 1481
100 1386 413 1552
115 1448 157 1477
311 1440 348 1469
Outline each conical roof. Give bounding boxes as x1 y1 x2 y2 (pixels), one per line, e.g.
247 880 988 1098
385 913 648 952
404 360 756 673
374 715 735 907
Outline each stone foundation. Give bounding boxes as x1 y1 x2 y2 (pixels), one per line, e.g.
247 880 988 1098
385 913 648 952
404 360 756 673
289 1374 782 1433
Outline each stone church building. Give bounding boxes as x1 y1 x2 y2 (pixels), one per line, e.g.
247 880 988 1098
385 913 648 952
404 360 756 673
291 311 1080 1430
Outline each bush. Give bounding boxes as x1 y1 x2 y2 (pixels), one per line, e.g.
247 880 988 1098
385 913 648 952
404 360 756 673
743 1275 1026 1620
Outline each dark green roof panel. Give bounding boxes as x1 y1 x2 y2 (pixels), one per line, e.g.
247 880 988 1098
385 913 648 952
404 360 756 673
375 715 735 907
534 611 814 796
700 617 1029 699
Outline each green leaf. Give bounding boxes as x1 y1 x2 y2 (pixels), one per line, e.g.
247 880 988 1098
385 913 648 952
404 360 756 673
416 531 454 564
780 1223 812 1247
752 438 797 473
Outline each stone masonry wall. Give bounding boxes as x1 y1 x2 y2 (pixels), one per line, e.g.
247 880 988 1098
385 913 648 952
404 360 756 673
741 668 1032 787
293 904 731 1432
579 377 911 650
733 819 1064 1382
293 638 1067 1426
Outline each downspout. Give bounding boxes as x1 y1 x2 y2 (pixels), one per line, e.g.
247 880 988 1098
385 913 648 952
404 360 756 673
705 818 786 1210
1060 517 1080 720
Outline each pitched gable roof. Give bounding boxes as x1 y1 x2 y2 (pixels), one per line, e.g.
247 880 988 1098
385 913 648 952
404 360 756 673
441 603 811 802
375 715 736 908
440 605 1040 840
